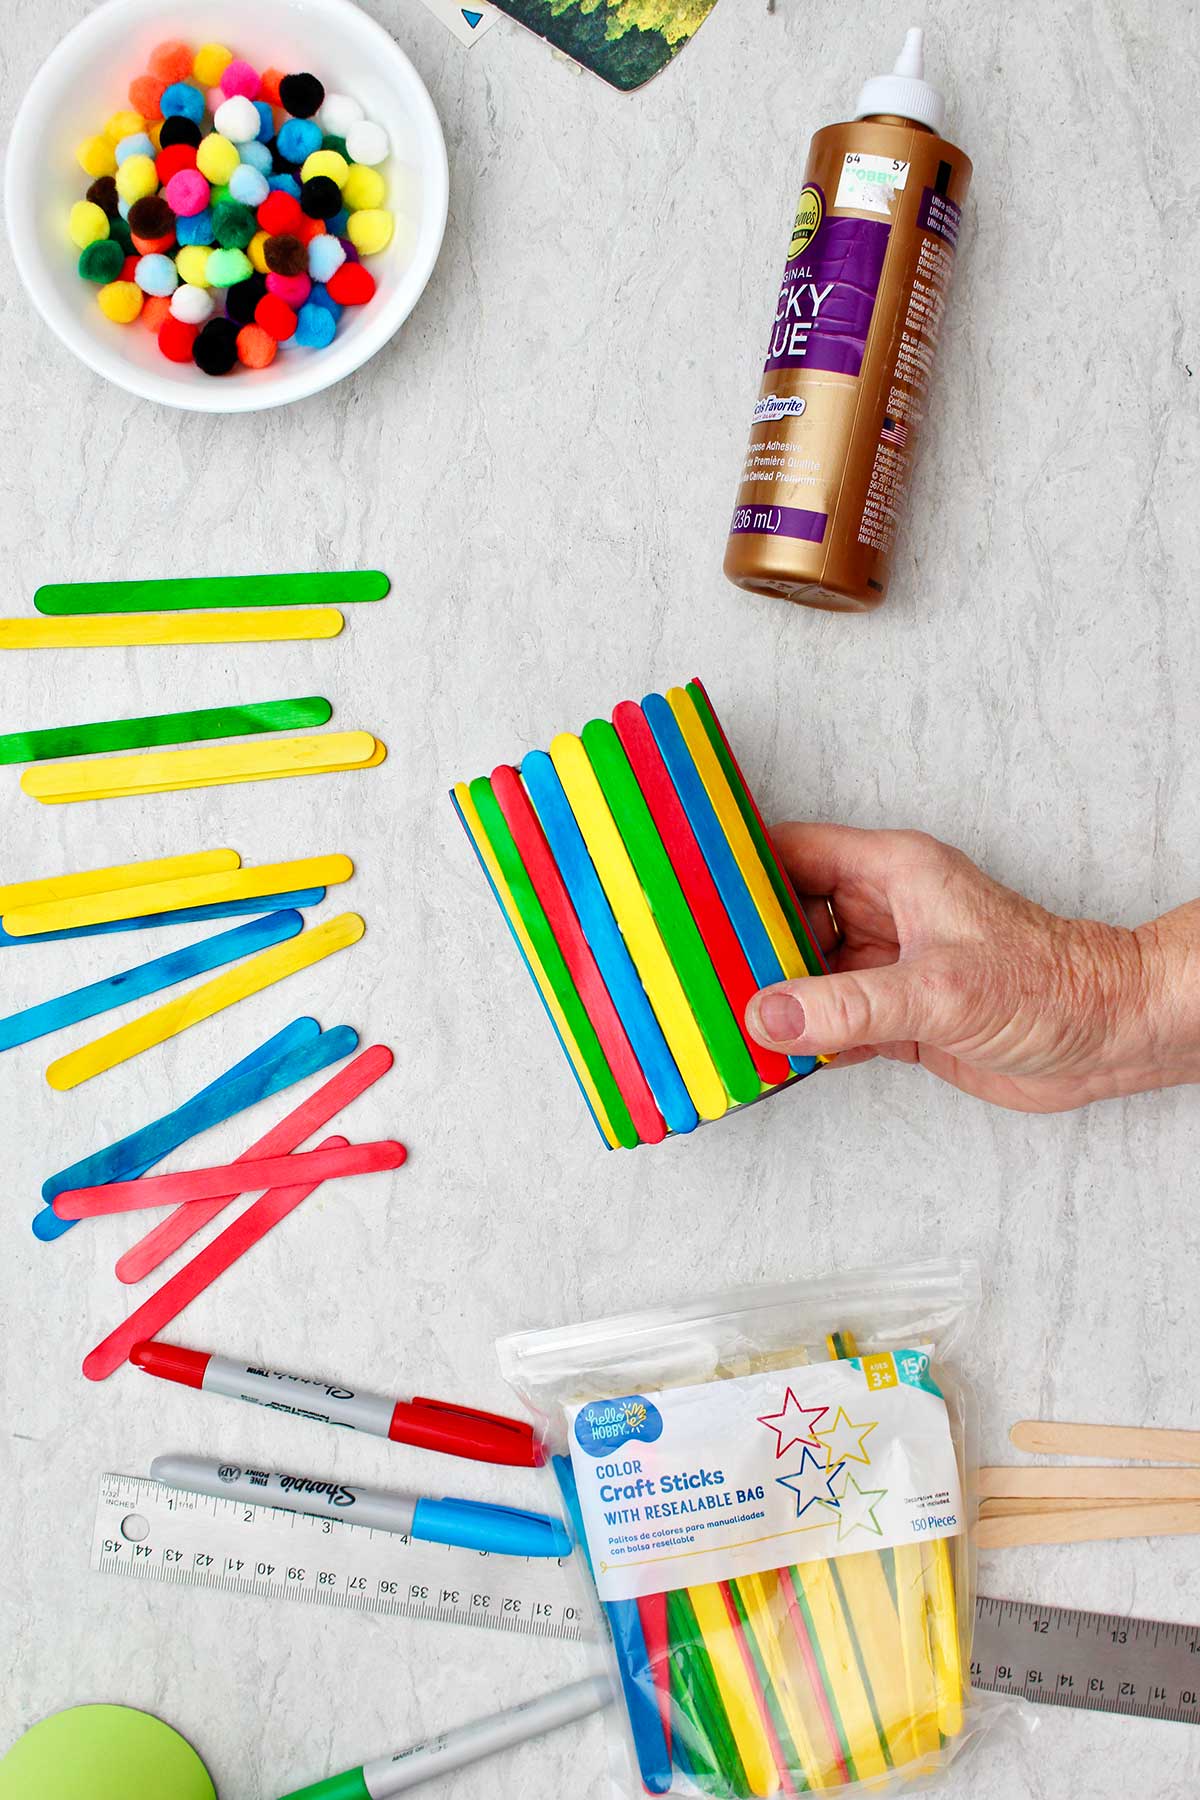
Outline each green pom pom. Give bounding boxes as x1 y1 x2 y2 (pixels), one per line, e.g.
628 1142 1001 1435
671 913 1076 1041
206 247 253 286
212 201 257 249
78 239 125 283
108 214 133 251
210 184 235 208
321 134 348 160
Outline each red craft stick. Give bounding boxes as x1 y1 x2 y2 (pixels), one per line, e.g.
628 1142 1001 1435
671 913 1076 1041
490 763 666 1146
55 1139 406 1219
612 702 791 1086
636 1592 672 1762
83 1134 364 1382
116 1043 394 1285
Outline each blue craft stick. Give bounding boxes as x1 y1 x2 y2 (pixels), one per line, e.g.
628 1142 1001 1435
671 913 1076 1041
520 750 699 1138
35 1019 357 1240
451 789 610 1151
0 911 304 1054
0 888 327 947
642 693 817 1078
553 1456 672 1794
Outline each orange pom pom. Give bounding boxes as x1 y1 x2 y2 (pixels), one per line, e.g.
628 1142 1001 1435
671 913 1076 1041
236 323 277 368
148 40 194 84
142 293 173 331
258 67 285 106
129 74 167 119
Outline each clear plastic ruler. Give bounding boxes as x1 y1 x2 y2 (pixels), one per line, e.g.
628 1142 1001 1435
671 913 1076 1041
92 1473 584 1642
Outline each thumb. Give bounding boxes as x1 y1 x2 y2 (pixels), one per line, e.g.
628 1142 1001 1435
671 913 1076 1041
746 962 950 1056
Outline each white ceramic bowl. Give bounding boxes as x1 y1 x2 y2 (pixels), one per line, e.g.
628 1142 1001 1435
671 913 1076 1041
5 0 448 411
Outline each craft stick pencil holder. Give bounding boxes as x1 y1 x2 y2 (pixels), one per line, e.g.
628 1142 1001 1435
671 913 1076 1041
452 680 826 1148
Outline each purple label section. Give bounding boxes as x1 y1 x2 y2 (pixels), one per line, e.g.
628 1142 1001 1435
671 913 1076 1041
729 504 828 543
917 187 961 248
765 204 890 379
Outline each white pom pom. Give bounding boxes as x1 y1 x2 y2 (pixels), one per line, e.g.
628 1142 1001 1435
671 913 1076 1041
213 96 260 143
170 283 215 324
318 93 364 136
344 120 389 167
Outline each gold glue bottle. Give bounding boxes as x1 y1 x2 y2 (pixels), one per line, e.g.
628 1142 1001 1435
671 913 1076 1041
724 28 971 612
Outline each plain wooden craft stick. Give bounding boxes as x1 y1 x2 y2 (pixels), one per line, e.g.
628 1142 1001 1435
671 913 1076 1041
1010 1420 1200 1466
977 1501 1200 1549
23 732 380 803
978 1464 1200 1500
979 1496 1179 1518
0 611 344 648
45 913 365 1090
0 849 239 913
3 855 353 936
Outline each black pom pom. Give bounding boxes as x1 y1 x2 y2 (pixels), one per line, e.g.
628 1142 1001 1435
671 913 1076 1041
159 114 202 149
270 142 300 176
299 175 342 220
223 272 267 324
86 175 120 217
279 72 324 119
128 195 175 240
192 317 240 376
263 233 307 276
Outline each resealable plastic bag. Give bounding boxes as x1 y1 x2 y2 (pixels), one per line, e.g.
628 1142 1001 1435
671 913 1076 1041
498 1256 1008 1797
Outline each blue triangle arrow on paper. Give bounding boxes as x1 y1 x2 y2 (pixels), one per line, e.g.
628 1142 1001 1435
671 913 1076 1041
462 8 484 23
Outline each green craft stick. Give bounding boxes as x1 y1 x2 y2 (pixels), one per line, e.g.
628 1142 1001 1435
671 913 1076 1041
668 1588 750 1796
580 720 761 1107
666 1596 728 1793
33 571 389 615
686 681 825 977
468 775 640 1150
726 1579 809 1789
0 698 332 765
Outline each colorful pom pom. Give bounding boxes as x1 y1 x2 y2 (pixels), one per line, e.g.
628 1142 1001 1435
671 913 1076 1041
317 92 363 135
220 59 260 99
116 131 156 165
258 67 285 106
229 163 270 207
134 252 178 294
175 244 213 286
164 168 210 216
307 282 342 321
212 199 257 248
345 120 389 167
341 164 385 213
239 139 274 175
265 270 311 307
77 135 117 178
277 118 322 165
207 246 254 286
86 175 120 217
159 115 202 149
141 292 174 332
268 174 302 198
78 239 125 283
326 261 375 305
149 40 194 84
236 322 277 367
69 199 110 248
160 82 205 123
155 142 198 183
279 72 324 118
224 271 267 323
128 74 168 120
255 293 298 341
252 100 276 141
114 154 158 203
158 314 199 362
171 282 215 324
104 109 145 143
294 300 337 348
301 148 348 187
97 280 143 323
196 133 240 185
257 189 302 235
176 209 215 247
263 232 307 276
306 233 345 283
300 174 342 219
321 134 348 162
345 208 392 256
193 316 240 374
214 96 260 143
194 43 234 86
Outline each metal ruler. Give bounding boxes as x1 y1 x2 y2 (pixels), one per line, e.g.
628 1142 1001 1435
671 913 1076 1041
92 1478 1200 1723
972 1595 1200 1724
91 1473 584 1642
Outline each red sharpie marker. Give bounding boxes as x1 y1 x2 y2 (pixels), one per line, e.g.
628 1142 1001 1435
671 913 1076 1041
131 1341 539 1468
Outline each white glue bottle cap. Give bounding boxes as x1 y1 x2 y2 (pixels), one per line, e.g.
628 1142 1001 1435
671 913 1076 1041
854 27 946 133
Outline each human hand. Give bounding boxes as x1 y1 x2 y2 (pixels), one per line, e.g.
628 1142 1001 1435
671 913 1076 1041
745 824 1199 1113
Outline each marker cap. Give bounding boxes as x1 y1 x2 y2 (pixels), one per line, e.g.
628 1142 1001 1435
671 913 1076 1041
389 1397 540 1467
131 1341 210 1389
278 1769 372 1800
413 1496 572 1559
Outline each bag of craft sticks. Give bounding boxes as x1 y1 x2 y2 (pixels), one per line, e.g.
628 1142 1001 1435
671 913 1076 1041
499 1256 1012 1796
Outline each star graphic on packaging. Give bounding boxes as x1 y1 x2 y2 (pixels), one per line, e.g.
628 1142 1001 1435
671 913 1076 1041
776 1446 846 1519
813 1407 877 1470
817 1465 887 1542
756 1388 829 1459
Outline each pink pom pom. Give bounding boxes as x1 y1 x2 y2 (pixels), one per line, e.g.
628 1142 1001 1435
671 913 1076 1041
163 168 210 217
220 58 260 99
265 270 312 307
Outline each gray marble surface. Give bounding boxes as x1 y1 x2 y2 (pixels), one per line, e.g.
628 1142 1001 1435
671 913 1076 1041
2 1 1199 1796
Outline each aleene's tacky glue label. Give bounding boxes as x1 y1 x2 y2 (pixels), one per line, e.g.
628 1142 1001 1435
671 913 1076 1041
724 34 971 612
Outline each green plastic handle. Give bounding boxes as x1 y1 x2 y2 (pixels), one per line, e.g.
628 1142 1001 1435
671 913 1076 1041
33 570 389 614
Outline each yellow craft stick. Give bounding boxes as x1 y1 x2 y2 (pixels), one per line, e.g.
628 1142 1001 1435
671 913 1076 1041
734 1570 833 1789
3 856 353 937
0 849 240 913
23 733 380 803
924 1540 964 1739
688 1582 780 1796
891 1545 941 1761
667 687 809 980
46 912 365 1090
452 782 619 1149
831 1551 920 1769
790 1558 889 1782
41 739 390 802
0 610 344 648
549 733 728 1122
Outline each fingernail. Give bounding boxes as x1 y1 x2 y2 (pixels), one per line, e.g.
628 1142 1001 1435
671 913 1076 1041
750 989 806 1046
